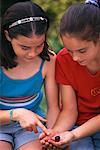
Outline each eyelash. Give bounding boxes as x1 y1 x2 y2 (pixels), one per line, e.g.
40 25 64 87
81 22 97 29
68 49 86 54
79 50 86 53
21 44 44 51
21 47 29 50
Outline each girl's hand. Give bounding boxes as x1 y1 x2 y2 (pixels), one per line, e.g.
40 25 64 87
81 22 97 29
40 130 70 150
40 129 58 149
13 108 49 134
39 129 56 144
48 131 74 147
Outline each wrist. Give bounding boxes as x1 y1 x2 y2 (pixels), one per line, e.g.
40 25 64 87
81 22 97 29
9 109 14 121
11 108 21 121
71 130 78 141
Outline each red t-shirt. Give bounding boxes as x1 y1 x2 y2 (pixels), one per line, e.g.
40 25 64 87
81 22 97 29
55 48 100 125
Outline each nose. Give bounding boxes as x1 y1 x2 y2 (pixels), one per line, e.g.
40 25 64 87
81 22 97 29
27 49 36 57
72 53 79 61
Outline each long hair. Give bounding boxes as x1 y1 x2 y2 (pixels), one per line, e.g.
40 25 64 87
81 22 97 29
1 1 53 69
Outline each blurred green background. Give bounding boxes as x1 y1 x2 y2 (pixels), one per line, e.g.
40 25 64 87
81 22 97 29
32 0 84 53
1 0 84 113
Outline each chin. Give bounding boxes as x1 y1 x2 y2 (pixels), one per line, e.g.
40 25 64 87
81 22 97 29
25 58 34 61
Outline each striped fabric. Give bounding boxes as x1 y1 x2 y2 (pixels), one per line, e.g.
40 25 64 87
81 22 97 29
0 60 45 116
0 93 38 106
0 92 43 110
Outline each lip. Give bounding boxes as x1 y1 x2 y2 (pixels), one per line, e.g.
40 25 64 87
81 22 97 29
25 57 34 61
26 58 34 59
78 60 87 65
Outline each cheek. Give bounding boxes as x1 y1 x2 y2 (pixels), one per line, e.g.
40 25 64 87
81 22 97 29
36 46 44 54
86 51 97 61
12 46 25 56
11 42 25 56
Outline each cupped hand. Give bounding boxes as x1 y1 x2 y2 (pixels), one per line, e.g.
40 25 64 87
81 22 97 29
39 128 56 144
39 129 59 149
48 131 74 147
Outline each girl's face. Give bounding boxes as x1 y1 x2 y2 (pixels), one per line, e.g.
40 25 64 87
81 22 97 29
62 34 100 67
9 34 45 63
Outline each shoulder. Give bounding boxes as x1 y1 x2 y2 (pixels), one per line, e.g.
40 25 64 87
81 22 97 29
56 48 74 66
42 51 56 77
57 48 68 56
57 48 70 61
56 48 81 74
48 50 57 63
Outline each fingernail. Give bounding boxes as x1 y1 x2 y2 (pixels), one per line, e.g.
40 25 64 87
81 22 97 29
46 132 50 135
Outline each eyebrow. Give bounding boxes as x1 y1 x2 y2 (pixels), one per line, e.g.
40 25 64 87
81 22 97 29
67 47 86 52
18 41 45 48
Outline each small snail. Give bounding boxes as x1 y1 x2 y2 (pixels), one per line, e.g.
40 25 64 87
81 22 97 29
55 136 60 142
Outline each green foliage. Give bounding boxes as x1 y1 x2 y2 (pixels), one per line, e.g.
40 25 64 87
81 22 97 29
32 0 84 52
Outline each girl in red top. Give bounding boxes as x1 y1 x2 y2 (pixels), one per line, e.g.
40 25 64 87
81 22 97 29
40 0 100 149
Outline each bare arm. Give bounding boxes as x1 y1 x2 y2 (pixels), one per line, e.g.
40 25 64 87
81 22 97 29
48 115 100 147
0 108 48 135
0 110 11 124
39 84 78 145
52 84 78 132
44 54 60 128
71 114 100 140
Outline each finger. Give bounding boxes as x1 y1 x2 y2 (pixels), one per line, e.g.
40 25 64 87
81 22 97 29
40 135 51 144
37 121 49 135
39 132 46 140
36 114 47 122
32 125 38 133
48 139 61 146
42 145 47 150
25 127 33 132
40 141 45 145
49 143 53 148
53 146 58 150
43 142 51 149
42 147 46 150
48 144 57 150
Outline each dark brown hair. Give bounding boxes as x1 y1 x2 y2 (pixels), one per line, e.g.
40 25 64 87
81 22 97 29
1 1 53 69
60 3 100 42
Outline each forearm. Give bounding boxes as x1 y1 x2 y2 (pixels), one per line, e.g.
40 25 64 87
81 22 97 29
0 110 11 124
0 108 26 124
46 107 60 129
53 109 78 133
71 115 100 140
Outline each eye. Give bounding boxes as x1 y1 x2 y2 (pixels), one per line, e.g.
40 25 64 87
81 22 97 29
79 49 87 53
21 46 30 50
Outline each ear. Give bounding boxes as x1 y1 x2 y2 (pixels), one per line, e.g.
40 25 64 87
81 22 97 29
4 30 11 42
